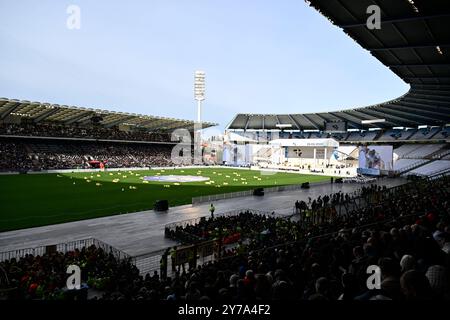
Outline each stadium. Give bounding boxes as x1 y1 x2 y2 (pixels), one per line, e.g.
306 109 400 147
0 0 450 310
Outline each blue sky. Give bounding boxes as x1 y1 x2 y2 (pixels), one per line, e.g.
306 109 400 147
0 0 408 131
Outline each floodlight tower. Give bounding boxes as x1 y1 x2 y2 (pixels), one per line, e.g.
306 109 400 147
194 70 206 125
193 71 206 164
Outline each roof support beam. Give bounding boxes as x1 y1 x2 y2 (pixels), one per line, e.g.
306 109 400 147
33 107 60 123
390 63 450 67
409 93 450 101
388 103 450 119
0 102 22 120
376 106 442 124
104 116 135 128
275 115 281 126
225 114 239 130
65 111 94 125
339 13 450 29
404 97 450 107
335 0 405 70
79 114 102 125
405 76 450 80
287 115 302 131
313 113 328 126
357 108 416 127
301 114 320 130
145 119 171 130
370 44 450 51
329 112 361 129
396 100 450 112
138 118 160 127
413 89 450 96
244 116 250 131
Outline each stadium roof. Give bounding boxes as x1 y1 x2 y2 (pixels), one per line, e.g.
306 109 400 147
0 97 216 132
228 0 450 131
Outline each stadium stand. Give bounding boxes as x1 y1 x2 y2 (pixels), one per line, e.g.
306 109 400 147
341 131 378 142
0 98 216 138
391 144 450 175
1 0 450 306
0 122 173 143
405 160 450 177
230 127 448 143
393 145 421 159
226 0 450 160
0 138 174 171
0 97 217 172
408 128 442 141
377 129 416 142
224 0 450 181
393 159 428 173
434 127 450 140
2 176 449 300
401 144 446 159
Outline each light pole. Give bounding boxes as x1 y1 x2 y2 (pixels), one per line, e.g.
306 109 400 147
194 70 206 125
194 71 206 164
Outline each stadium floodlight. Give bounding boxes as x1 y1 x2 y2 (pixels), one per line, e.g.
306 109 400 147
194 70 206 124
361 119 385 124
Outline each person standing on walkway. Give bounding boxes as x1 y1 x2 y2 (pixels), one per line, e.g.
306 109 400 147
209 203 215 219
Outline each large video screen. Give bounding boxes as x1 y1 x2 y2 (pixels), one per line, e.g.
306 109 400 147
358 145 393 175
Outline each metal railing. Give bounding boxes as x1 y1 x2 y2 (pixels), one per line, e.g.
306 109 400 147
192 181 331 205
133 248 167 276
165 208 274 232
0 237 131 262
192 190 254 205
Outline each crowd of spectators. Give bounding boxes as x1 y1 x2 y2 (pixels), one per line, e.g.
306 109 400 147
165 211 280 245
293 185 388 223
0 141 34 172
0 139 175 171
1 245 140 300
0 122 173 143
158 177 450 301
2 176 448 300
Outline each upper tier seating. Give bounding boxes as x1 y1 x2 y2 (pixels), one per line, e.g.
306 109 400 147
407 127 440 140
346 131 378 142
402 144 445 159
393 145 421 159
393 159 428 172
378 129 416 141
433 127 450 140
405 160 450 177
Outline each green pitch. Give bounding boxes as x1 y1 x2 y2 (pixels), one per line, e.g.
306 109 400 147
0 167 331 231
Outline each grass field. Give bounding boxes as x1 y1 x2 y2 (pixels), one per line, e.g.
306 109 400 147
0 167 331 231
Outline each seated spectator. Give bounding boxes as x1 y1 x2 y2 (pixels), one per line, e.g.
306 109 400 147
400 270 432 300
